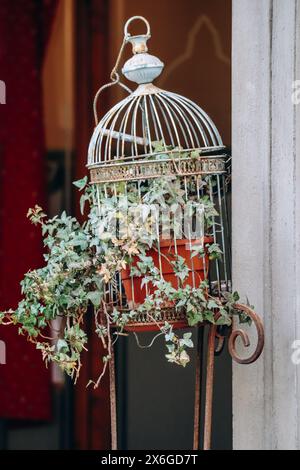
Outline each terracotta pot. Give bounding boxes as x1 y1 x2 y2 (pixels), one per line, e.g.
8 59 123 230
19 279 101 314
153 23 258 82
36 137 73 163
122 237 212 310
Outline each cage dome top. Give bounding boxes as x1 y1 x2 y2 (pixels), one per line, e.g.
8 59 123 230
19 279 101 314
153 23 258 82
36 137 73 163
88 16 226 184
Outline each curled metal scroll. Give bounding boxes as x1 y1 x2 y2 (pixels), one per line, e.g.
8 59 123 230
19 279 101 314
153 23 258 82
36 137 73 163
228 303 264 364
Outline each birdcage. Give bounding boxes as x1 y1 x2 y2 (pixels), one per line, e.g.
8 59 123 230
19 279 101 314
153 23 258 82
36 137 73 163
87 17 231 331
86 16 264 450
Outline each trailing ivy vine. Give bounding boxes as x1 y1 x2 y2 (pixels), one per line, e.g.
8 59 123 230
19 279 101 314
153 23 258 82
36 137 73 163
0 155 251 387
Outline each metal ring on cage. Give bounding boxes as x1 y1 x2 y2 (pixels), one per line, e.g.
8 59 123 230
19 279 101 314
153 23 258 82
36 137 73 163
124 16 151 39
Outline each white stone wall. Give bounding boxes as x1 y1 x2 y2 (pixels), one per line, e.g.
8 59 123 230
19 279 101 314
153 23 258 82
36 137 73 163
232 0 300 450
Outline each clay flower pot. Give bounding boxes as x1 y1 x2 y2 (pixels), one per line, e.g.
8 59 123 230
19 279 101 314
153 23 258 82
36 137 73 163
121 237 212 331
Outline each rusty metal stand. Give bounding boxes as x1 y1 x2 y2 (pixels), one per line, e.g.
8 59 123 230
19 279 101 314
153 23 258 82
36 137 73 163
109 304 264 451
193 304 265 450
193 327 203 450
203 325 217 450
193 324 217 451
109 344 118 450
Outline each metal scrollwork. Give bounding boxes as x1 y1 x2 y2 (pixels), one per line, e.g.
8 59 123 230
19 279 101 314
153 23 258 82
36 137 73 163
228 303 264 364
89 156 226 184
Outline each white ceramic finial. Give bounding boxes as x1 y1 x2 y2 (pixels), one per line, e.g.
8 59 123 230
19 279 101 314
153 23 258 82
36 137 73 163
122 16 164 84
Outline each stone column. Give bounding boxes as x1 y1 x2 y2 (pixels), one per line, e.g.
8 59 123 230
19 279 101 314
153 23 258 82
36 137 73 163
232 0 300 450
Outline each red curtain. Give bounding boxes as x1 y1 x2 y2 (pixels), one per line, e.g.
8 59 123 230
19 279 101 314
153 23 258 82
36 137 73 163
0 0 58 420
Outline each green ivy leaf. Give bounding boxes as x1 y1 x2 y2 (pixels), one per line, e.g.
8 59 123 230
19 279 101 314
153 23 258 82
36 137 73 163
86 291 102 307
56 339 69 353
73 176 88 191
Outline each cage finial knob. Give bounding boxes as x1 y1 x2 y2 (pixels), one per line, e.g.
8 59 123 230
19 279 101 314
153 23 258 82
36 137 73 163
122 16 164 85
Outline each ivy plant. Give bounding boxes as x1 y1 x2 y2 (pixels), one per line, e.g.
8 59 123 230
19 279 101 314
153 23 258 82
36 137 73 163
0 152 250 387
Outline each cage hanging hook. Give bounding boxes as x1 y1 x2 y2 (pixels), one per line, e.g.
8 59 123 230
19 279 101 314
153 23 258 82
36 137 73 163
123 16 151 40
93 38 130 126
93 16 151 126
93 16 152 125
93 37 130 126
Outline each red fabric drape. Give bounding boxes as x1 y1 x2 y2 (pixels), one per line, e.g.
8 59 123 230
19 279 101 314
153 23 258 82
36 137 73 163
0 0 58 420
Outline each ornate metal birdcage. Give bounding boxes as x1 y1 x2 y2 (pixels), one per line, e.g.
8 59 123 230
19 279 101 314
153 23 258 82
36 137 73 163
86 16 264 450
88 17 230 329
